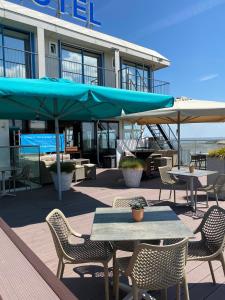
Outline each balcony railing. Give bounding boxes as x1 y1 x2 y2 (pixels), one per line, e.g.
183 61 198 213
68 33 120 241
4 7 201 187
0 46 38 78
118 67 170 95
46 55 117 87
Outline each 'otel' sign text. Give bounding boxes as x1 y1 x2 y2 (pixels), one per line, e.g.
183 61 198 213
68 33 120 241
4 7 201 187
32 0 101 26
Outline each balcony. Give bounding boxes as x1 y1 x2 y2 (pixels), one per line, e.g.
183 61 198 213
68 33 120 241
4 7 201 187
0 47 170 95
0 46 38 78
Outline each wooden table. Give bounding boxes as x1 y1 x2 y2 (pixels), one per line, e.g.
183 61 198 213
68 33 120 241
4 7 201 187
91 206 193 300
91 206 193 242
168 168 218 212
0 218 78 300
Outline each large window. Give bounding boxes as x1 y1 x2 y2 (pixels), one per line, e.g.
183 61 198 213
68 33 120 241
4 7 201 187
61 45 101 85
98 122 119 152
121 61 150 92
0 27 33 78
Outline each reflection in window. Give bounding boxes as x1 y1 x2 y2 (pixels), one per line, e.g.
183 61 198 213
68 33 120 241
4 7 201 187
82 122 95 151
121 61 150 92
61 46 100 85
98 122 119 151
0 28 31 78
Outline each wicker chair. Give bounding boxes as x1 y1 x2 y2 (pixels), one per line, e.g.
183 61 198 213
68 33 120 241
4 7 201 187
46 209 113 300
188 205 225 284
9 164 32 192
158 166 189 204
194 174 225 209
115 239 189 300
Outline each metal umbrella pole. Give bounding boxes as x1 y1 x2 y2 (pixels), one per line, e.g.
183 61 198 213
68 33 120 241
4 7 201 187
177 111 181 169
54 100 62 200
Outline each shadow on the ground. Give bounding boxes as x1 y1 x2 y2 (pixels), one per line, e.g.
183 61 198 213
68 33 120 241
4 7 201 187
0 185 110 228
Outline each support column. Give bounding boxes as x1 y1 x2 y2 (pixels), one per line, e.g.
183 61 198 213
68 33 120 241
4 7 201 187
37 27 46 78
113 48 120 88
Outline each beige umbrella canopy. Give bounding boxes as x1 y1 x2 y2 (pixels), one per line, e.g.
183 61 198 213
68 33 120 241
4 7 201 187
121 97 225 167
121 97 225 124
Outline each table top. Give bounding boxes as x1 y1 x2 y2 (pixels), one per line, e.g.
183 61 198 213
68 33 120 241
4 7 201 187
91 206 193 242
0 218 78 300
168 168 218 178
0 166 18 172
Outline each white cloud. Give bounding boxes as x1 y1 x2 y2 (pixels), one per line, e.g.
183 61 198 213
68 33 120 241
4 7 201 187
135 0 225 36
199 73 219 82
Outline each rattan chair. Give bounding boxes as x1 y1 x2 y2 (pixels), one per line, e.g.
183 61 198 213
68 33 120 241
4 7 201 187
158 166 189 204
194 174 225 209
9 164 32 192
46 209 113 300
115 239 189 300
188 205 225 284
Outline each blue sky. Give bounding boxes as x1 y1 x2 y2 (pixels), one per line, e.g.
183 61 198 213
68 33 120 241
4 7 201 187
9 0 225 137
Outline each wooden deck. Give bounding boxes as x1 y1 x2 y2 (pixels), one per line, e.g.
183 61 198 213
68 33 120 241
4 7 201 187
0 168 225 299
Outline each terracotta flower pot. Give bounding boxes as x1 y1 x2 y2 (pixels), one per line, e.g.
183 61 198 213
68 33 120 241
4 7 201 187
132 208 144 222
189 165 195 173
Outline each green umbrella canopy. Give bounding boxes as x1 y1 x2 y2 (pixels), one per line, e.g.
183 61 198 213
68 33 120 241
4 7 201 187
0 77 174 120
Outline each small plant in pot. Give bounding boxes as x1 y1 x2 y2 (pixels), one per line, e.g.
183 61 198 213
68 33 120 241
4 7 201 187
130 201 145 222
119 157 145 188
49 162 75 191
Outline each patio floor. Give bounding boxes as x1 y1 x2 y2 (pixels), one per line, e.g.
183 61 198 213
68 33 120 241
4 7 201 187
0 168 225 299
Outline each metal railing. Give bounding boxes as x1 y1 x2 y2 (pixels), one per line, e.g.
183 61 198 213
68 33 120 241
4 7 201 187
0 46 38 78
46 55 116 87
118 67 170 95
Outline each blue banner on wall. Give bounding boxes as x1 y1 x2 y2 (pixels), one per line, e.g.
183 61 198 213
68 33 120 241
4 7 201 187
20 133 65 154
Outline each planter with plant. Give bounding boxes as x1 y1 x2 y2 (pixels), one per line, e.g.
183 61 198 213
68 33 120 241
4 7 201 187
130 201 145 222
49 162 75 191
119 157 145 188
207 147 225 198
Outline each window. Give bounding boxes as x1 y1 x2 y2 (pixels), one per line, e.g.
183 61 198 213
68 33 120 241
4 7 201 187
121 61 150 92
98 122 119 151
0 27 32 78
61 45 101 85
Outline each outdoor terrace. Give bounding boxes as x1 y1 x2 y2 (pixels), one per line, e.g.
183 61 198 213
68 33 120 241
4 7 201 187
0 168 225 299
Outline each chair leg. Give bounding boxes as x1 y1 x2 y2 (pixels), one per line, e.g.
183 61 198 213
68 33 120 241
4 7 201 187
132 283 139 300
219 253 225 277
56 260 64 279
173 187 176 204
103 262 109 300
115 261 120 300
183 272 190 300
208 261 216 284
186 185 189 204
206 193 209 208
215 193 219 206
113 250 117 296
169 189 172 199
176 283 181 300
159 188 162 201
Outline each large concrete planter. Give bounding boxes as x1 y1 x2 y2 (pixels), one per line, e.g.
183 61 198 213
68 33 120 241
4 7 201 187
51 172 74 191
122 168 143 188
207 157 225 199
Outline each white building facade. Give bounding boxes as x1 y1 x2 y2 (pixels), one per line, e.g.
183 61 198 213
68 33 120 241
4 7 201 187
0 0 170 163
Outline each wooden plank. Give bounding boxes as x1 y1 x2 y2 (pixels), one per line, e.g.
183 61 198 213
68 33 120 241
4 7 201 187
0 218 78 300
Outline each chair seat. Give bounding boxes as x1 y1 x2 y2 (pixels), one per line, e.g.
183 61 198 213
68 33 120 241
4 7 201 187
188 240 213 260
114 240 159 252
197 185 214 193
64 237 112 263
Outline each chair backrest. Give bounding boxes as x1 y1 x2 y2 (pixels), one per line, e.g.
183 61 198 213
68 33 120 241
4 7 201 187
126 239 188 290
158 165 173 185
112 196 148 208
21 165 31 179
214 174 225 193
199 205 225 254
46 209 71 259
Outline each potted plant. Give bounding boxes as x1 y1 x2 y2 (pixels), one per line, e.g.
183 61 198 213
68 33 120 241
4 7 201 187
119 157 145 188
49 161 75 191
130 201 145 222
207 147 225 198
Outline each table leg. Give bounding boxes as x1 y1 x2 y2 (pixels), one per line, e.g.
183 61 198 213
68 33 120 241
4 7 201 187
189 177 194 210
